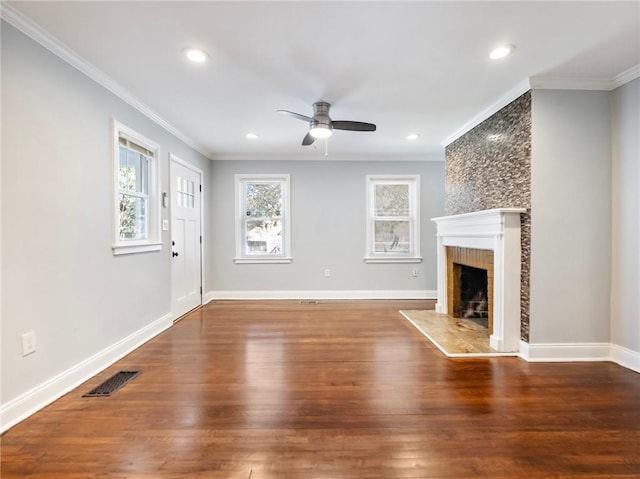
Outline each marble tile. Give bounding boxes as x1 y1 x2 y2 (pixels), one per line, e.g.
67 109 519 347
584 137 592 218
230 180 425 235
400 310 518 357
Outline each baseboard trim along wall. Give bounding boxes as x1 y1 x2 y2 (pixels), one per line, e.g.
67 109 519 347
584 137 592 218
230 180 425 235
0 313 173 434
204 290 437 303
519 340 639 373
610 344 640 373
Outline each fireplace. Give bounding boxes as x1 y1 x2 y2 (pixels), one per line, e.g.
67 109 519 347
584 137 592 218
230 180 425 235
432 208 525 352
458 265 488 321
447 246 494 333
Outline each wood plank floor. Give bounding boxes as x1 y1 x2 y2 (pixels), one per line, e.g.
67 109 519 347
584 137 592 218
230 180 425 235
2 300 639 478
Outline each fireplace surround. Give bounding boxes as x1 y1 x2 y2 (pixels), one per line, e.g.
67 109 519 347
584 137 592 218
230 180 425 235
432 208 526 352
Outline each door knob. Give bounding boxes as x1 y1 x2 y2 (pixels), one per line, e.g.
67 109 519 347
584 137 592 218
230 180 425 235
172 251 179 257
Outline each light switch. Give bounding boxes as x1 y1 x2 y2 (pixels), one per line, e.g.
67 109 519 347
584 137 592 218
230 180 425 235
162 219 169 231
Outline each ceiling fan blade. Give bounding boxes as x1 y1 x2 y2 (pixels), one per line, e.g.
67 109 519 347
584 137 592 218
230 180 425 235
331 120 376 132
277 110 314 123
302 132 316 146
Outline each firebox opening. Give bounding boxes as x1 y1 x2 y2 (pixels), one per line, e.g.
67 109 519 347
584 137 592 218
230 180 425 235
456 264 489 327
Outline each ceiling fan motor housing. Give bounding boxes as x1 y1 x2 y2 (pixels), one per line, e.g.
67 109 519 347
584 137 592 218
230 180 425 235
312 101 332 130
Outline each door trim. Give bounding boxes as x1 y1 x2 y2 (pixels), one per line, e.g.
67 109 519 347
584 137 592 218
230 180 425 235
169 154 204 321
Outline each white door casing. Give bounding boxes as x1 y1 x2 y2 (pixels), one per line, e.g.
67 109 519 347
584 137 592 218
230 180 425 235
170 155 203 320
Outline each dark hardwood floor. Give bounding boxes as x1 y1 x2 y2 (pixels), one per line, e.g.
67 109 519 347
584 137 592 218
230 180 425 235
2 300 639 478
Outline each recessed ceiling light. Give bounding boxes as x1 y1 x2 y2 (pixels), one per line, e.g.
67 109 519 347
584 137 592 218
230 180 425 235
245 133 259 139
489 44 515 60
184 48 209 63
406 133 420 140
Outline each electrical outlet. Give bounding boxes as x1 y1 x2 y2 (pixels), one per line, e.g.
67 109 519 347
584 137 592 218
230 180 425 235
324 269 331 278
21 331 36 356
412 268 419 277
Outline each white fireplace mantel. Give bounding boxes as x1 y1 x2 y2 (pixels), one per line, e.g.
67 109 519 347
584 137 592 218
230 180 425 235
432 208 526 352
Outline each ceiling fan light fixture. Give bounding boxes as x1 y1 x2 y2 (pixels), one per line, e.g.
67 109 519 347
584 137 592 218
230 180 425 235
309 124 333 139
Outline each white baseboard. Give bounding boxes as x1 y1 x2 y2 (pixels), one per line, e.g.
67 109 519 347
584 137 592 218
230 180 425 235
519 341 611 362
610 343 640 373
0 312 173 434
205 290 437 300
203 290 216 304
519 340 639 373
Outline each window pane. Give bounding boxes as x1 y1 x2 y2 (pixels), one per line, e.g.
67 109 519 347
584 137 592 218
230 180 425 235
119 148 150 195
141 156 149 195
244 218 282 255
245 182 282 218
374 220 410 253
127 149 142 193
119 193 147 240
375 184 409 217
118 146 129 189
118 149 137 191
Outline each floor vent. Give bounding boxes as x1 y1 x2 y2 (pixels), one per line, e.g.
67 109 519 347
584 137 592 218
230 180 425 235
83 370 140 397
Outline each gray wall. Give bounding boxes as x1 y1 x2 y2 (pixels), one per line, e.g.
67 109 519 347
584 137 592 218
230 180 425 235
207 160 445 296
530 89 612 344
1 23 211 405
610 78 639 353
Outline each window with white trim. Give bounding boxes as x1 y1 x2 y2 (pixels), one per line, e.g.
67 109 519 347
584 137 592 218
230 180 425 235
365 175 421 263
112 121 161 255
235 174 291 264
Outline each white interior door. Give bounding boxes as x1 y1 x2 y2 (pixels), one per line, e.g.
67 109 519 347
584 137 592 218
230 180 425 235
170 156 202 319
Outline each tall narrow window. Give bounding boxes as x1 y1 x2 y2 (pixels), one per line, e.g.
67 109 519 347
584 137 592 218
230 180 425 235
235 174 291 264
365 175 421 263
112 121 161 255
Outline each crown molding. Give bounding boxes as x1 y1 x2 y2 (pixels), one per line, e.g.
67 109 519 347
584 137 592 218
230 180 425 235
0 3 214 160
442 64 640 147
212 152 445 162
612 64 640 89
529 76 614 91
441 78 531 147
528 65 639 91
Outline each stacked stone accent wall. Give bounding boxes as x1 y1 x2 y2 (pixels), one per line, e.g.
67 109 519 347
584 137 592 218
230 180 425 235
445 92 531 341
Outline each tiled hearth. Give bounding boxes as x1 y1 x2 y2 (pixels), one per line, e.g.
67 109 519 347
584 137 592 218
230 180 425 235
432 208 526 352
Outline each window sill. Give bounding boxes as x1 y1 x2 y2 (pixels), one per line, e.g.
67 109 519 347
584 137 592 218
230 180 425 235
364 256 423 264
113 242 163 256
234 257 293 264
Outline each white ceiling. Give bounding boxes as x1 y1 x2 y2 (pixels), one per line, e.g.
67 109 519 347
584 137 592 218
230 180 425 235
6 1 640 160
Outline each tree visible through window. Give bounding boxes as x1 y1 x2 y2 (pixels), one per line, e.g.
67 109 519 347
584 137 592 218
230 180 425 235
374 183 410 253
118 139 151 240
235 174 291 263
366 175 421 263
112 121 161 255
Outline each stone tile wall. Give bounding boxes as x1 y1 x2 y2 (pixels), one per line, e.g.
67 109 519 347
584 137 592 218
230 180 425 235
445 92 531 341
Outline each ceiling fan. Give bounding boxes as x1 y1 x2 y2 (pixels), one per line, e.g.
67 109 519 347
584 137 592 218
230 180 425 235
277 101 376 146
